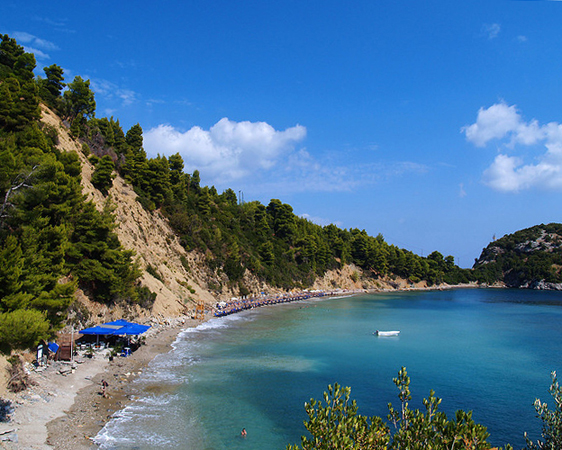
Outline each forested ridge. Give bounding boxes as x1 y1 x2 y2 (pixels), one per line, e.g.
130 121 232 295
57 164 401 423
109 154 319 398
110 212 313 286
0 33 543 354
473 223 562 289
0 35 144 352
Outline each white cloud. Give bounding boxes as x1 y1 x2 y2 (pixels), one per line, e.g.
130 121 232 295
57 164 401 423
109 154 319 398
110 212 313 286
24 46 50 60
482 23 501 40
144 118 307 183
145 119 429 195
12 32 58 60
89 78 138 106
461 103 521 147
242 151 428 195
299 213 341 227
463 102 562 192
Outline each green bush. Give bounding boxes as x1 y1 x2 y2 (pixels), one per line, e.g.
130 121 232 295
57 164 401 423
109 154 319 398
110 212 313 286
287 367 511 450
0 309 50 353
146 264 163 282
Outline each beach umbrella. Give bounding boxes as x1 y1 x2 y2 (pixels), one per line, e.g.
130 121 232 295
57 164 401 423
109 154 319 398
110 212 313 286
103 319 151 336
79 325 119 335
80 320 150 336
79 320 150 347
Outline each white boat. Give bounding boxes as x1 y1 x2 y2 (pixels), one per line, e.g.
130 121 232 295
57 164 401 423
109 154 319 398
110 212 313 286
375 330 400 336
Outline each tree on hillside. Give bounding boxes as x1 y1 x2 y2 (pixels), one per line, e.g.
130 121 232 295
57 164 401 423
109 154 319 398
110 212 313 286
0 34 36 81
267 199 296 241
125 123 143 151
0 34 25 74
0 309 50 353
39 64 65 108
90 155 115 195
0 77 41 131
63 76 96 121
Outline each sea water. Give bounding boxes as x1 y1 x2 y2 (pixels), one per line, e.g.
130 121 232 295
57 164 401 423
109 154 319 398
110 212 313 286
95 289 562 449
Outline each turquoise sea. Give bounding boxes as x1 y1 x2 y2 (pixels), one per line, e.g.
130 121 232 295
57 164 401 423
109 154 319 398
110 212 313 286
95 288 562 449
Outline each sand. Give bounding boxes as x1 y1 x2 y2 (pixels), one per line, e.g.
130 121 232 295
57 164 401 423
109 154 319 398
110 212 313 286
0 316 201 450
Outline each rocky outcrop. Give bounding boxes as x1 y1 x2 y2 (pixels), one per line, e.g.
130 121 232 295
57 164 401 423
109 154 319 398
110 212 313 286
474 223 562 291
519 280 562 291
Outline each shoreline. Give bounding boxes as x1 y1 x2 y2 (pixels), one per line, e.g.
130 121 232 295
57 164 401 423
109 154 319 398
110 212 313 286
0 316 200 450
46 317 200 450
0 284 488 449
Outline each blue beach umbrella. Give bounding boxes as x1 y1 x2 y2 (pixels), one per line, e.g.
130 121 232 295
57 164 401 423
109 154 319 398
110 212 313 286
80 320 150 336
103 319 151 336
79 320 151 346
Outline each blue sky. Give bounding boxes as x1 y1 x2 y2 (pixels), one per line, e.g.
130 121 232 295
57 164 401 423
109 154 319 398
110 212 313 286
2 0 562 267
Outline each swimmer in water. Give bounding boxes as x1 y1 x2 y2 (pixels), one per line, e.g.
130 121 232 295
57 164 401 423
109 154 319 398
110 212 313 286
241 428 247 437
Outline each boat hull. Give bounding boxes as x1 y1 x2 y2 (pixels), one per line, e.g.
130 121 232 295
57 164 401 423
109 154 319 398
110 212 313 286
375 330 400 336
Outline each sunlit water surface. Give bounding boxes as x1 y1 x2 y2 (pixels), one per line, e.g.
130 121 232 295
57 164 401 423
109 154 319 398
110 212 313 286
95 289 562 449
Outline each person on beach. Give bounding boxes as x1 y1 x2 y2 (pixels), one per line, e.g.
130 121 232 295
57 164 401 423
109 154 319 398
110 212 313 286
241 428 247 437
100 379 109 398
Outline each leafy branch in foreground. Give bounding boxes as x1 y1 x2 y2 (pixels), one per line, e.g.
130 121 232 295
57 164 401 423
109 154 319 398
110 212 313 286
288 367 512 450
525 371 562 450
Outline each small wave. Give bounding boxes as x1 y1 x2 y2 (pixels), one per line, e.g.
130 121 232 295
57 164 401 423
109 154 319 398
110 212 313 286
135 393 179 406
185 313 250 333
95 424 176 449
94 395 182 449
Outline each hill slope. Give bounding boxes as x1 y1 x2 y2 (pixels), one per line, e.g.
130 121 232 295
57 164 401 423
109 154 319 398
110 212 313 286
41 105 405 324
41 105 275 319
473 223 562 290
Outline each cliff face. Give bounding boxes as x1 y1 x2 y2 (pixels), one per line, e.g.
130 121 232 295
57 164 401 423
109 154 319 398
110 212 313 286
41 106 269 320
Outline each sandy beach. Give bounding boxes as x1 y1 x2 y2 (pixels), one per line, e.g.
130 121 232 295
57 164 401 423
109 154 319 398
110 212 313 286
0 316 200 450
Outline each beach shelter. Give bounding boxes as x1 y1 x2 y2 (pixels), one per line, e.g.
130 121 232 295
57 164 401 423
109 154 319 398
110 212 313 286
79 320 150 336
79 320 150 346
103 319 151 336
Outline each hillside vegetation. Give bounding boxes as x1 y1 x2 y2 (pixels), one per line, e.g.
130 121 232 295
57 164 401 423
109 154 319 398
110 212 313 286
473 223 562 289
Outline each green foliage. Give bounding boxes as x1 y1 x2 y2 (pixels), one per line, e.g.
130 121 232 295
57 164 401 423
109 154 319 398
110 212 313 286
287 383 389 450
0 77 40 131
525 371 562 450
39 64 65 111
473 223 562 287
288 367 510 450
134 285 157 310
81 142 90 156
63 76 96 120
387 367 495 450
0 309 50 353
0 235 25 305
0 34 145 351
67 200 141 303
89 116 127 156
125 123 143 151
91 155 115 195
146 264 163 282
